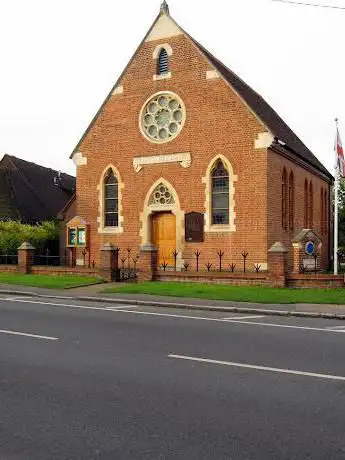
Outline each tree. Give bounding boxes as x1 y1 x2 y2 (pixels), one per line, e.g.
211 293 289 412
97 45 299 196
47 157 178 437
0 220 60 254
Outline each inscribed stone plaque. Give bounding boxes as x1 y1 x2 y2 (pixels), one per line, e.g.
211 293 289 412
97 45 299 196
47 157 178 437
185 212 204 242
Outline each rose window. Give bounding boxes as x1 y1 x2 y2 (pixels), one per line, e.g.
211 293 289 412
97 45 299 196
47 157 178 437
141 93 185 143
150 184 175 205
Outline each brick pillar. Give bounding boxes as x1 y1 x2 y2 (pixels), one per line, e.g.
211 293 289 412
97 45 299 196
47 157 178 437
292 243 303 273
17 242 35 274
137 244 158 282
100 243 119 282
268 242 288 287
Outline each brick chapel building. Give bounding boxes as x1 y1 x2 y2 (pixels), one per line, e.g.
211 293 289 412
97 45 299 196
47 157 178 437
67 1 332 275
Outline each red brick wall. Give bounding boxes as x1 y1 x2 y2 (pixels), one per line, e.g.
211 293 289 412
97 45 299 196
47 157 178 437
287 274 344 288
0 265 18 273
31 266 100 277
156 271 271 286
267 149 330 270
76 34 268 269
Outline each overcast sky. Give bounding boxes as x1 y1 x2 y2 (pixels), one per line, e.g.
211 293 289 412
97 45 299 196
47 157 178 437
1 0 344 176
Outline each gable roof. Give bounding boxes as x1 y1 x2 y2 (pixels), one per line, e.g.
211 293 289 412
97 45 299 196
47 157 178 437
189 37 332 180
0 154 75 223
71 5 332 181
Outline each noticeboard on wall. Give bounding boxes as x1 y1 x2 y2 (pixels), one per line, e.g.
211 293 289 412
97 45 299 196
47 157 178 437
68 227 77 246
77 227 86 246
185 212 204 242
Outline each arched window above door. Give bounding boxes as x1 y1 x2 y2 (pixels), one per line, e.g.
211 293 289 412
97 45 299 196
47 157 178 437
149 183 175 206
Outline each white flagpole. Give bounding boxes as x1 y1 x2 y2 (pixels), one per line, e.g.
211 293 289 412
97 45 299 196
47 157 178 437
334 118 339 275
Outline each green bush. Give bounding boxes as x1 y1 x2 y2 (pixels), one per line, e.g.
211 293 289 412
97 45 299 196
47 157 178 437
0 221 60 254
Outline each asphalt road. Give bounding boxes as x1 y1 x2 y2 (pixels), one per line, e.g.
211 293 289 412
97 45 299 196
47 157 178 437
1 295 345 459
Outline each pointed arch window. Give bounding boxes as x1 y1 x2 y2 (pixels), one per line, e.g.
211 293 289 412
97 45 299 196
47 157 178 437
324 190 328 234
158 48 169 75
211 160 229 225
321 188 324 233
304 179 309 227
308 181 313 228
288 171 294 230
104 169 118 227
282 168 287 229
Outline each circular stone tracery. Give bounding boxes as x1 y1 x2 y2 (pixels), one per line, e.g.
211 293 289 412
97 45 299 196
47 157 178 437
141 93 185 143
152 184 174 205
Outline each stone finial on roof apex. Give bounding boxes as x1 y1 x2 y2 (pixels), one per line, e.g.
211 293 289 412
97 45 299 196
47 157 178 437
160 0 169 14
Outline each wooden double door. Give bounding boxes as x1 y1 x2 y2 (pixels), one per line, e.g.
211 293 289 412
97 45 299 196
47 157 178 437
151 212 176 267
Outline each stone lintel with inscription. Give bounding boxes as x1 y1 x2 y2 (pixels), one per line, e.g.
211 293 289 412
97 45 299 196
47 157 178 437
133 153 191 172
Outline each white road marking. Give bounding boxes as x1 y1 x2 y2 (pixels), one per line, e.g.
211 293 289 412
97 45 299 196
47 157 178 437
0 329 58 341
2 298 139 312
222 315 265 321
2 298 345 335
5 296 33 301
325 325 345 331
169 354 345 381
103 309 345 334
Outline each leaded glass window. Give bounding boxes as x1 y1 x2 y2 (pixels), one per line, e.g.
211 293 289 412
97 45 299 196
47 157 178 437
211 160 229 225
282 168 287 229
304 179 308 227
141 92 185 143
308 181 313 228
104 170 118 227
288 171 294 230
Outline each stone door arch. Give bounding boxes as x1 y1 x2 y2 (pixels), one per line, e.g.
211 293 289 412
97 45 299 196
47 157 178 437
140 178 184 268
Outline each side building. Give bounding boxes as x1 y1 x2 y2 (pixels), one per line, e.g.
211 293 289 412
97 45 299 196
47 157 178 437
0 154 75 223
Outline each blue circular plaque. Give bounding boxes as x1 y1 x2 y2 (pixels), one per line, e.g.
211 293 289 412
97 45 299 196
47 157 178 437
305 241 315 256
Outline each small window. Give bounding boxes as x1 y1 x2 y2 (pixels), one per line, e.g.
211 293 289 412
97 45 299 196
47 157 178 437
158 48 169 75
104 170 118 227
211 160 229 225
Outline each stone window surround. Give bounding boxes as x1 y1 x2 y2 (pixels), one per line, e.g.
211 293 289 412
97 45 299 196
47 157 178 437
140 178 185 269
139 91 186 144
202 154 237 233
97 164 124 234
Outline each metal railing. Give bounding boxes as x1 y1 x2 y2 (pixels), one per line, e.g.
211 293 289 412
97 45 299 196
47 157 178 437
33 254 71 267
0 254 18 265
157 249 263 273
116 248 139 281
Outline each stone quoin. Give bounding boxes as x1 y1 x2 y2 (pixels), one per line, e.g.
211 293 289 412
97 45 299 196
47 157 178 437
66 1 333 278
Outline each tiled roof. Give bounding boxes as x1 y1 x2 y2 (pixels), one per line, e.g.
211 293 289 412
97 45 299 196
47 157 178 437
189 37 332 180
0 155 75 223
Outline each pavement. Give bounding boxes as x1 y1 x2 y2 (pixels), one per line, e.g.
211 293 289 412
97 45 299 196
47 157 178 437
1 294 345 459
2 282 345 319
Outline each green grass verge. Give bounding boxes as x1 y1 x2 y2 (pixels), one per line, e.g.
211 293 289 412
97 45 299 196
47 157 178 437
0 273 103 289
102 282 345 305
